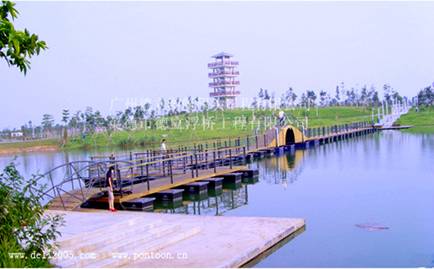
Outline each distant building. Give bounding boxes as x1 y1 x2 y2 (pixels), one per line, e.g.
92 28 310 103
11 131 23 138
208 52 240 109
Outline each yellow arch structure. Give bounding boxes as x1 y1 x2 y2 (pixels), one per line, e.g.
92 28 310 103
266 125 306 148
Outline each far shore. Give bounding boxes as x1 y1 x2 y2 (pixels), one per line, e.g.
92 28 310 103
0 140 60 156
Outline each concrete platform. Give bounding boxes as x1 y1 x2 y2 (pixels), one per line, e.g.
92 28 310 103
47 210 304 268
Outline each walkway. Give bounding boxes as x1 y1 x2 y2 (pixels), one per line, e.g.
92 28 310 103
40 120 377 211
48 210 305 268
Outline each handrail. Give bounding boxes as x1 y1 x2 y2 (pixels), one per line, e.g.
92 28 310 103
37 120 374 210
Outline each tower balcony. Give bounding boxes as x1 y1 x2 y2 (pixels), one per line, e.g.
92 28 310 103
209 91 241 97
208 71 240 78
207 61 239 68
208 81 240 87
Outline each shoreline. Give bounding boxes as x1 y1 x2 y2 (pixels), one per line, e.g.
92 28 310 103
0 144 60 156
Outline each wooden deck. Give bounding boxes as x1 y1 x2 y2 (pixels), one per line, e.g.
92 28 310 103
47 165 248 210
44 123 377 211
118 165 247 203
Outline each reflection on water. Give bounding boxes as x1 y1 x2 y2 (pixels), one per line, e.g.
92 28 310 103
232 131 434 267
155 186 249 216
252 150 306 187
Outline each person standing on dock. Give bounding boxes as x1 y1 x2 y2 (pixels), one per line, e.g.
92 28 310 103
160 139 167 155
106 166 116 212
278 110 286 127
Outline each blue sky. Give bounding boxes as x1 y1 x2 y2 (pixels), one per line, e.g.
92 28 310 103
1 1 434 129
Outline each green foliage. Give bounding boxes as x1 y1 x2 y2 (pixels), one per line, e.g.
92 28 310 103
0 0 47 74
63 106 374 150
417 86 434 107
395 107 434 133
0 162 64 267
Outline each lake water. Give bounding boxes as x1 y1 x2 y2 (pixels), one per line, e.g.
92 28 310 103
1 130 433 267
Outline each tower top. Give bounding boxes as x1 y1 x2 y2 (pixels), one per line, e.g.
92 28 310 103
212 52 234 58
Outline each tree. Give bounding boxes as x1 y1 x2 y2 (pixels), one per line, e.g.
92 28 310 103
270 92 276 109
0 162 63 267
102 115 115 139
279 93 286 108
61 109 69 125
84 107 96 133
120 107 132 129
300 92 308 107
251 97 258 109
133 105 145 123
61 109 69 145
282 87 297 108
288 87 297 107
159 98 166 115
383 84 392 105
371 89 380 107
319 90 327 107
41 114 54 136
0 0 47 74
143 102 151 118
417 86 434 107
360 86 368 106
306 90 317 107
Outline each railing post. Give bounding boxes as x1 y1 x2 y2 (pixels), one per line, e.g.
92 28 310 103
146 164 150 191
213 151 217 173
255 135 258 149
195 152 199 177
243 146 246 164
140 159 144 176
183 155 186 174
263 134 266 147
191 155 194 178
129 151 133 175
229 148 233 169
169 159 173 184
205 150 209 169
70 165 74 190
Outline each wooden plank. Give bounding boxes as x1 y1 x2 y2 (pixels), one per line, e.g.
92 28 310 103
119 166 247 202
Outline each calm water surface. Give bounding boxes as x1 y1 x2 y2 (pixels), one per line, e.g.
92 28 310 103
243 131 434 267
1 131 433 267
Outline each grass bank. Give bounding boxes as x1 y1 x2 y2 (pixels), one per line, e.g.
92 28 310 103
0 107 375 153
0 139 59 155
395 107 434 133
65 106 374 150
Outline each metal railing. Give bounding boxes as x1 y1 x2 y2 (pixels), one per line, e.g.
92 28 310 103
37 120 375 210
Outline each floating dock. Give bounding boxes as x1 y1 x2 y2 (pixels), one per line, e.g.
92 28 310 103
48 210 305 268
40 122 376 212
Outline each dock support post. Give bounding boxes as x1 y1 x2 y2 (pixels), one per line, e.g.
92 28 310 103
263 134 266 148
229 149 233 169
213 151 217 173
255 135 259 149
205 150 209 169
169 160 173 184
183 156 186 174
243 146 247 164
146 164 150 190
191 155 194 178
195 153 199 177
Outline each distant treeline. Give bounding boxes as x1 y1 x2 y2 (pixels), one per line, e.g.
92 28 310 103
2 82 431 141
